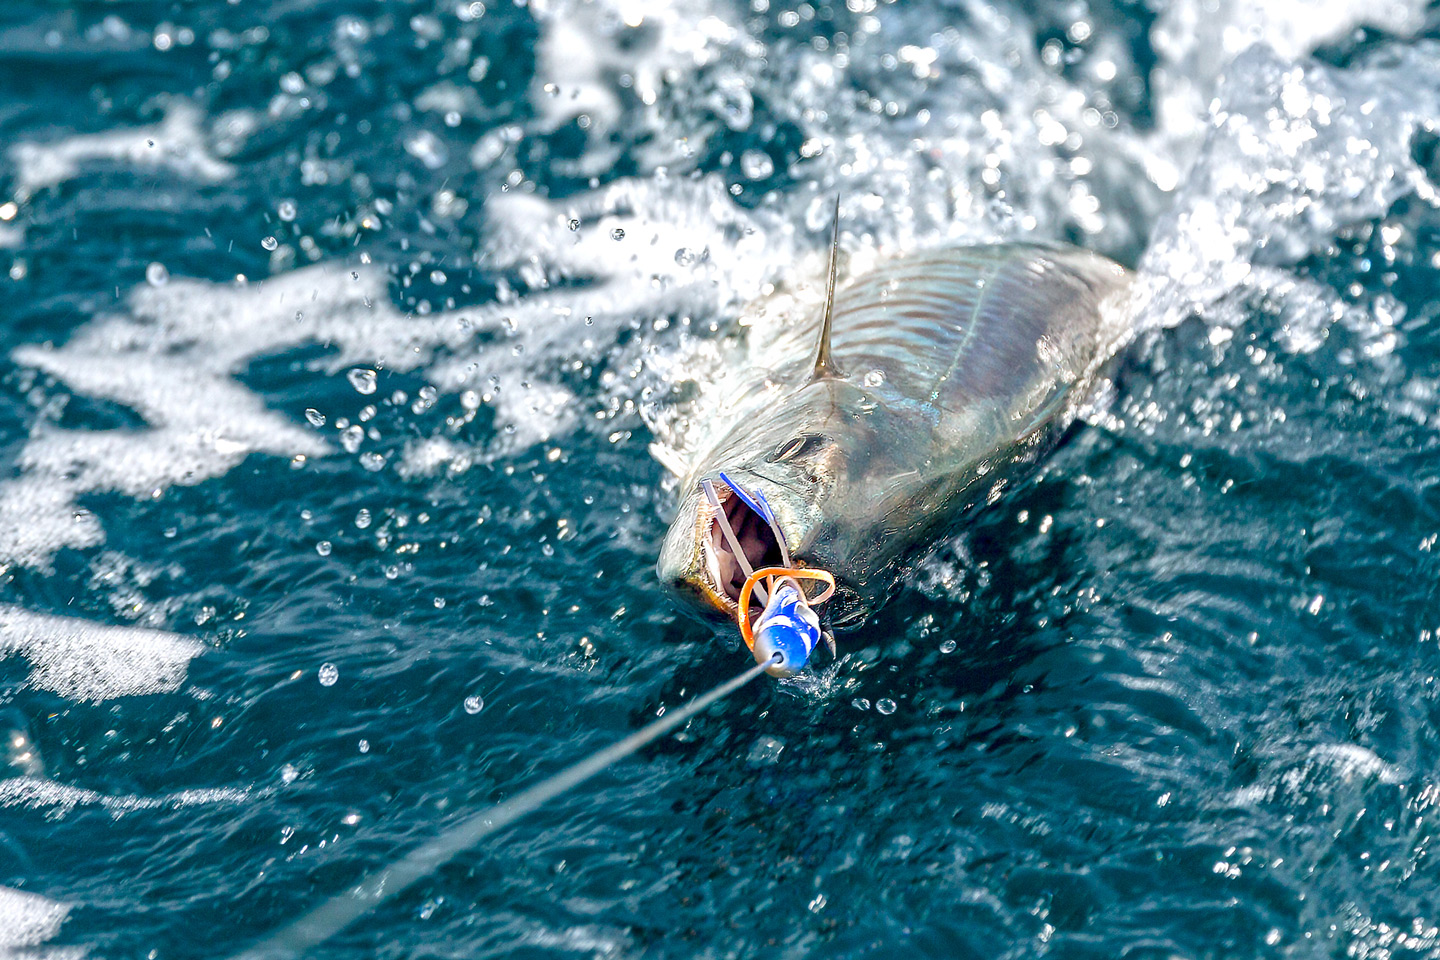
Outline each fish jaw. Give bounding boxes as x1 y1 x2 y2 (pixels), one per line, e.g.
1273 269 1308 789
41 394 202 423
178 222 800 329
656 485 738 620
657 472 812 621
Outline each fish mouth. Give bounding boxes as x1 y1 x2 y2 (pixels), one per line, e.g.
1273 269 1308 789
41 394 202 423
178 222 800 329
695 479 785 614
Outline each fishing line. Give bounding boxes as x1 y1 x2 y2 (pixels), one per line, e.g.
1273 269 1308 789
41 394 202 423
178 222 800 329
228 655 778 960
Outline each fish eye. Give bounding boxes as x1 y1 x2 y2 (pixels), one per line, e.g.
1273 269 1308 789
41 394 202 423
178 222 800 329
768 434 822 463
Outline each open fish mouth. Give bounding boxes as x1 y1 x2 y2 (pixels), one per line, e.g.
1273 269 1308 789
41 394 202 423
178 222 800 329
695 478 785 612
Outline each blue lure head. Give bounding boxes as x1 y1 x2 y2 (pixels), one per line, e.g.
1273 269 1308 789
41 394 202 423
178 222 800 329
750 578 822 678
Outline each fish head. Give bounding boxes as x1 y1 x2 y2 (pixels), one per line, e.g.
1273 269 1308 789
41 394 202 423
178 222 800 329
657 380 904 626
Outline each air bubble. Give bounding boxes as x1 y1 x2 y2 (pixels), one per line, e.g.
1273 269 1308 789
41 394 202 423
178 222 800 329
939 639 957 654
316 540 332 556
262 236 279 251
347 368 378 394
355 508 372 529
318 662 338 686
876 698 897 715
145 262 169 286
852 697 871 711
740 149 774 179
610 228 625 241
341 425 364 453
278 200 297 221
568 218 580 231
464 695 484 714
304 408 326 427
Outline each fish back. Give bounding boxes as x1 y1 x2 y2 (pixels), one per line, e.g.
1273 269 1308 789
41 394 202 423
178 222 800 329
828 243 1132 422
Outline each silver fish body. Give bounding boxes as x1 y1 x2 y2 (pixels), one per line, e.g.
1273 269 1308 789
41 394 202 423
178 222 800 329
657 242 1135 628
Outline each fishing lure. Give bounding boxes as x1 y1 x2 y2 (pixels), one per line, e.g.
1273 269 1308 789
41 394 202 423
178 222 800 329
701 473 836 677
739 567 835 676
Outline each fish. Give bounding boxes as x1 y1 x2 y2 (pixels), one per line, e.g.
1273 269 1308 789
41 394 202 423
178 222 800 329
656 209 1136 675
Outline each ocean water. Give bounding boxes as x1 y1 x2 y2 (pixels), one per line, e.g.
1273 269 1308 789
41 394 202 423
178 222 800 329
1 0 1440 956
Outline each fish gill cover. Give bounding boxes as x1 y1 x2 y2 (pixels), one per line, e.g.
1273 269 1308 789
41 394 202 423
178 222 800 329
0 0 1437 956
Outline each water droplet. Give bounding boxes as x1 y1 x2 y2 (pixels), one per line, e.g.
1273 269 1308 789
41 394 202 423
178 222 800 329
304 408 326 427
674 247 699 266
318 663 338 686
404 130 448 169
341 424 364 453
852 697 871 711
315 540 332 556
355 508 372 529
359 451 386 472
430 269 447 284
347 368 378 394
433 596 446 609
261 236 279 251
876 698 897 715
711 74 753 130
145 262 169 286
357 740 370 753
863 369 885 387
939 639 957 654
464 695 484 714
747 735 785 766
739 149 774 180
610 228 625 241
278 200 297 222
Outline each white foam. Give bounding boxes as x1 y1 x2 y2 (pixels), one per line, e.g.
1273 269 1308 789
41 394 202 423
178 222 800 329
528 0 742 175
430 178 790 477
6 264 456 570
0 605 204 702
8 101 234 198
0 776 258 817
0 886 68 950
1141 43 1440 332
1303 742 1402 785
1150 0 1427 154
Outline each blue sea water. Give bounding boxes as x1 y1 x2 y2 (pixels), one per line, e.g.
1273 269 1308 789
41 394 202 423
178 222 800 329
2 0 1440 957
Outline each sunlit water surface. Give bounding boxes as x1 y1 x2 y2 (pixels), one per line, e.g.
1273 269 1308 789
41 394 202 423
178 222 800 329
1 0 1440 957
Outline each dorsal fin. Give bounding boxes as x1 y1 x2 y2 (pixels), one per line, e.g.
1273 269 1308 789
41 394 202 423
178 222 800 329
809 196 844 382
